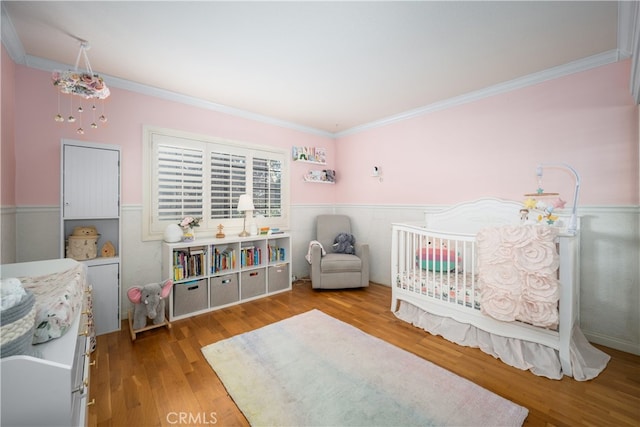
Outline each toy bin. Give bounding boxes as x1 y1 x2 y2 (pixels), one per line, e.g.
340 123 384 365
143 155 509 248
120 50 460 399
268 264 289 292
173 279 208 316
210 274 239 308
241 269 266 299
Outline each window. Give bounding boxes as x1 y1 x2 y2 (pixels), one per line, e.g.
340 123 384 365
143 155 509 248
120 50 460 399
143 127 289 240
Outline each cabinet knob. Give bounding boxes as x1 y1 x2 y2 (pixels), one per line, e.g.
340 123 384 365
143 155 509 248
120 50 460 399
87 399 96 406
89 360 97 367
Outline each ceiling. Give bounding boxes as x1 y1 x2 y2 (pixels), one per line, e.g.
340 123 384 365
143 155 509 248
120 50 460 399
1 1 629 136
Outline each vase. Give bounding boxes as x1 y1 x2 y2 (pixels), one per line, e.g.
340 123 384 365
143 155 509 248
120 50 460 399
182 227 195 242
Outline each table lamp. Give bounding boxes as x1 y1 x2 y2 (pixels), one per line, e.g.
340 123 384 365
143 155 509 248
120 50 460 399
237 194 255 237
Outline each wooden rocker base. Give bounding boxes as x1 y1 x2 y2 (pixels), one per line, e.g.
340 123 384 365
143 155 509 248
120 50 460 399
128 310 172 341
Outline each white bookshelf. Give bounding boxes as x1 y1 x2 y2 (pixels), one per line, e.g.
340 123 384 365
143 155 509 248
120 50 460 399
162 233 291 321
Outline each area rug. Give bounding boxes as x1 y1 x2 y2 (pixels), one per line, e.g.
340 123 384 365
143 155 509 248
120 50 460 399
201 309 528 426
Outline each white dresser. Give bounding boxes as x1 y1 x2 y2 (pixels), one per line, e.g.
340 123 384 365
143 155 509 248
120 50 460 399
1 259 93 427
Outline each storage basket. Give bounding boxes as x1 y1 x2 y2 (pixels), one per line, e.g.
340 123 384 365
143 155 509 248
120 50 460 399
0 290 36 357
66 235 99 260
66 226 99 260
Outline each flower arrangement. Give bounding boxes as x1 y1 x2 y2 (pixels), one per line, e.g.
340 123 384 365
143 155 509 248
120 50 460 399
52 70 111 99
179 216 201 230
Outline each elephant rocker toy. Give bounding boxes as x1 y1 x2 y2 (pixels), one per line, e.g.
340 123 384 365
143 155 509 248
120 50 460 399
126 279 173 341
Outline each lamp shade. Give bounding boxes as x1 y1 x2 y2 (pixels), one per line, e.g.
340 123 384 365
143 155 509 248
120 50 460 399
237 194 255 212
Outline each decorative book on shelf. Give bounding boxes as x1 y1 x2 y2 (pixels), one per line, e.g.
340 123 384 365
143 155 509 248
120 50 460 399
292 146 326 164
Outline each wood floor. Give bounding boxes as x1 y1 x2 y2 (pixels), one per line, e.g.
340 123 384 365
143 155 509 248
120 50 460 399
89 281 640 427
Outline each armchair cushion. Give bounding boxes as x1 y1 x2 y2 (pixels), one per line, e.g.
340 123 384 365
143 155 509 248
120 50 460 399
320 253 362 273
311 215 369 289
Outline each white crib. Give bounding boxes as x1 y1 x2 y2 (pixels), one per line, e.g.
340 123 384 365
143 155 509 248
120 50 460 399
391 198 609 380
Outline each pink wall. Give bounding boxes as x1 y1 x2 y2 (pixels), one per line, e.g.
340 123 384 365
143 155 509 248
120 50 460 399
11 65 336 206
5 55 639 208
1 46 16 206
335 60 639 206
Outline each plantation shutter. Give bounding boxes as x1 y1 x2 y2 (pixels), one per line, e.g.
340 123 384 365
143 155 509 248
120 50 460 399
253 156 283 218
144 126 289 241
210 151 247 219
156 144 204 223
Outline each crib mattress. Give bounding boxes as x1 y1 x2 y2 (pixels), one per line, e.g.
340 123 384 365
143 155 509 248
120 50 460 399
17 262 85 344
396 270 480 310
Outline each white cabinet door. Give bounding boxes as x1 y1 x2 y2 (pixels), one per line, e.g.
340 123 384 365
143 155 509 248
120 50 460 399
63 145 120 218
88 263 120 335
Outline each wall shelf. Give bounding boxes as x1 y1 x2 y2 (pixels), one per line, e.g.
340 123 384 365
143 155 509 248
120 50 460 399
303 176 335 184
304 169 335 184
296 159 326 165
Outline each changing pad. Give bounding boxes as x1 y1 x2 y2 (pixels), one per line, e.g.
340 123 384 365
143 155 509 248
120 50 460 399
18 262 85 344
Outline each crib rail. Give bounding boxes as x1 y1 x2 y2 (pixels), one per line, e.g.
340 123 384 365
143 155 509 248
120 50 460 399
391 220 581 377
392 224 478 310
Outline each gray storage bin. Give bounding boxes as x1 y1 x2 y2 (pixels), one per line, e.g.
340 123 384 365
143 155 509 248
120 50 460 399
241 269 266 299
210 274 239 307
173 279 208 316
268 264 290 292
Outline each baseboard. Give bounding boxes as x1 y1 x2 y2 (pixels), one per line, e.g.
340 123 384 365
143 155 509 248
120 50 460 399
584 331 640 356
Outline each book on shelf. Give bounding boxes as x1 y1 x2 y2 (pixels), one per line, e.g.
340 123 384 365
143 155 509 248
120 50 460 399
173 248 206 280
292 146 326 163
240 246 262 267
212 247 236 273
268 245 286 262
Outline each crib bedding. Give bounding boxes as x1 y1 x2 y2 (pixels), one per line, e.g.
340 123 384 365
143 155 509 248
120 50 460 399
396 270 480 310
391 198 611 380
476 225 560 329
396 225 562 330
394 300 610 381
17 262 85 344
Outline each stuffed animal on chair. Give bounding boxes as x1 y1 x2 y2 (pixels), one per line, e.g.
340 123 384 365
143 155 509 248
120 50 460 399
127 279 173 330
333 232 356 254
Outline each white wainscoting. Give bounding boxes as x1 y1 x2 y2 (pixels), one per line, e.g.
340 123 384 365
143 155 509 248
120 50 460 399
1 206 17 264
7 203 639 356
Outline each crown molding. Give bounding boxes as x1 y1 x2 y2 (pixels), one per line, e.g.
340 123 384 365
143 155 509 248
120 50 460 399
0 2 25 64
618 0 636 59
0 5 333 139
335 49 623 138
21 54 335 139
2 3 630 139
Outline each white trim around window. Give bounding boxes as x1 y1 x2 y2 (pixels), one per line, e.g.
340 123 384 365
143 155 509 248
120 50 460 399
142 126 290 241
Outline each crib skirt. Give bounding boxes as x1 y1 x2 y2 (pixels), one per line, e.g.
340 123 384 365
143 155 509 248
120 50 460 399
395 301 610 381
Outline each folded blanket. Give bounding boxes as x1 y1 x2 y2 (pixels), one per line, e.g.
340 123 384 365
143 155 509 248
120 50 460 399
0 278 27 311
477 225 559 329
305 240 326 264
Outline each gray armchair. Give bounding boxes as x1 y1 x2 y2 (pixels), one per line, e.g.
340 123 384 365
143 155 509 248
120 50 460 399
310 215 369 289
